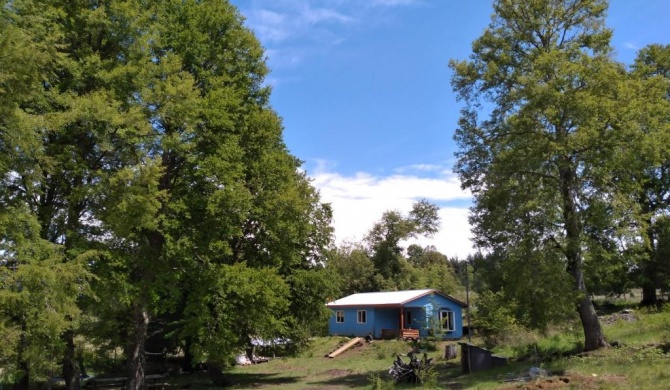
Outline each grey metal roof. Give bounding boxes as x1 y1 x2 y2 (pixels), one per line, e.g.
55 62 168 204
326 289 432 307
326 289 467 308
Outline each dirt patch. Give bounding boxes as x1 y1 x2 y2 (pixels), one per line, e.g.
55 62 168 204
498 373 628 389
324 369 353 377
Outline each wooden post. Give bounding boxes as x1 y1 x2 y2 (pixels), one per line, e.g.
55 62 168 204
399 307 404 333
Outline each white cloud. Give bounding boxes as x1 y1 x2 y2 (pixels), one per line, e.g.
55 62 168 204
369 0 421 6
298 5 353 25
238 0 418 71
244 3 353 45
265 48 303 69
394 163 445 173
623 42 638 50
308 164 474 259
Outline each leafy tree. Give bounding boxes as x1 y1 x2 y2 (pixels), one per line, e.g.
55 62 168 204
473 290 518 348
2 2 335 390
1 2 100 388
408 246 462 295
449 0 667 350
653 216 670 297
89 1 335 387
629 44 670 306
328 242 377 296
0 209 91 390
365 200 440 288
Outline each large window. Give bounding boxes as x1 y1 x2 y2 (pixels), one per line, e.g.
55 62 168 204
439 310 454 332
336 310 344 323
357 310 367 324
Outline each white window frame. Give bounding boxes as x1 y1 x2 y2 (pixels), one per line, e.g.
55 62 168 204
336 310 344 323
357 310 367 324
439 309 454 332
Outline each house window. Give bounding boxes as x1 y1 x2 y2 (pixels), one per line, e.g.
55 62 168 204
405 310 412 326
357 310 367 324
439 310 454 332
336 310 344 323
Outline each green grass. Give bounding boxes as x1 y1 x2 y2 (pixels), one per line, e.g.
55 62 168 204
25 304 668 390
218 337 436 389
188 307 670 389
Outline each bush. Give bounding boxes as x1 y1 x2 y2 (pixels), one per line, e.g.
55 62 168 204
475 291 518 348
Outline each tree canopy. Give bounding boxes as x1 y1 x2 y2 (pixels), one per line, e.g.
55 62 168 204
0 1 334 389
450 0 670 350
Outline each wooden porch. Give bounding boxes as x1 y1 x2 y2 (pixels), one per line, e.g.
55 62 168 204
380 328 420 341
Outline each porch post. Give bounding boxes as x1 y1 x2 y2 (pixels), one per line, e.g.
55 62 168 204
399 306 404 332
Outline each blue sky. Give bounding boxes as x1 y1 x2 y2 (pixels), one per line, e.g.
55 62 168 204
230 0 670 258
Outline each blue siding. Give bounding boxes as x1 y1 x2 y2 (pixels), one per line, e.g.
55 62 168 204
328 307 376 337
328 292 464 340
374 308 399 338
406 293 463 339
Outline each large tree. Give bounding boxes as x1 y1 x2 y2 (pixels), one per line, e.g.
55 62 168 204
2 1 335 389
630 44 670 306
365 200 440 290
1 2 99 388
450 0 667 350
90 1 335 387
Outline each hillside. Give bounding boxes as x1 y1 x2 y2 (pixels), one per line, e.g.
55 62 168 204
160 306 669 389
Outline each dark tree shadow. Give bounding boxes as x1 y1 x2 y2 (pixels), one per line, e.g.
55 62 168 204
169 372 300 389
223 372 300 388
307 368 388 388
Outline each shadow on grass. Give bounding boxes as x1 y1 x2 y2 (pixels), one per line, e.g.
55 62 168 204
307 368 387 388
168 372 300 389
307 361 468 389
224 372 300 388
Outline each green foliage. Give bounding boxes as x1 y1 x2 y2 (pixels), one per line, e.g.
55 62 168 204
449 0 670 350
180 263 290 366
418 364 439 389
0 207 91 381
329 205 460 298
1 0 335 387
627 44 670 305
287 267 340 337
368 373 390 390
474 291 518 348
328 243 377 296
365 200 440 289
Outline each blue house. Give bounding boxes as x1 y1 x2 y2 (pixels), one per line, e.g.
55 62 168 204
326 289 467 340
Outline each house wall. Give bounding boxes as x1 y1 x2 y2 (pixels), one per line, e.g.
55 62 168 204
328 307 377 337
403 307 426 332
406 293 464 339
373 308 399 338
327 292 464 340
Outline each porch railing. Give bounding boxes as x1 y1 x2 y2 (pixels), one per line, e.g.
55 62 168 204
381 328 420 340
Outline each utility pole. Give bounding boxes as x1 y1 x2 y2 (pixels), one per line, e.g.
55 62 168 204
465 261 471 343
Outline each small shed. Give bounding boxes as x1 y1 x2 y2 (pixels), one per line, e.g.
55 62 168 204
326 289 466 340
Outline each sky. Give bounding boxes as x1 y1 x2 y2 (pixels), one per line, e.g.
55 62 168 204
229 0 670 259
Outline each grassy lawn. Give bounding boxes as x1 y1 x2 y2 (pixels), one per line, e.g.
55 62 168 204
15 300 667 389
165 305 670 389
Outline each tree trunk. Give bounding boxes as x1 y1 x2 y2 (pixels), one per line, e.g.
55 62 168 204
125 303 149 390
208 364 231 387
62 330 81 390
560 163 607 351
12 361 30 390
640 228 658 306
640 281 658 306
181 337 194 373
573 268 608 351
13 323 29 390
